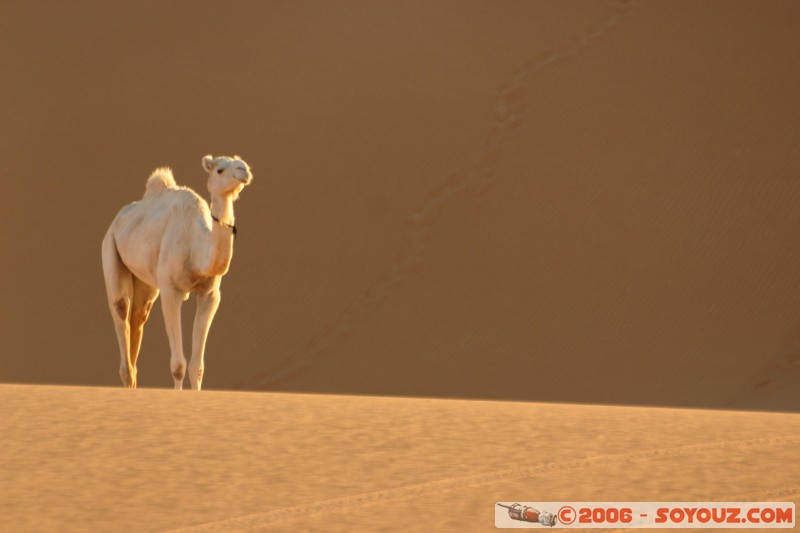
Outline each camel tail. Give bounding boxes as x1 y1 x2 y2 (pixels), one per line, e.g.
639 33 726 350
144 167 177 197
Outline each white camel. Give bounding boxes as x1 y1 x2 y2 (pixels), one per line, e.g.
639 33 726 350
101 155 253 390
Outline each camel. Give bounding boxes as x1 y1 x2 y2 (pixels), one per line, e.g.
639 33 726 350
101 155 253 390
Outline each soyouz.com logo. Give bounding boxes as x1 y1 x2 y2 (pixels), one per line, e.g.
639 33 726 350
495 502 795 528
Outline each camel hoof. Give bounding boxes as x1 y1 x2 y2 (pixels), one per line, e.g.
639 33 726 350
119 367 137 389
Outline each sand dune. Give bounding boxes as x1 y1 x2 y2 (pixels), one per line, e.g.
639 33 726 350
2 0 799 411
2 1 800 529
1 384 798 531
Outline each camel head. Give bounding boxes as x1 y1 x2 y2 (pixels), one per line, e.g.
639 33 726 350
202 155 253 200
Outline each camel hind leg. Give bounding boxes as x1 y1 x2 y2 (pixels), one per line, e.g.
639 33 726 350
129 276 159 384
101 230 135 388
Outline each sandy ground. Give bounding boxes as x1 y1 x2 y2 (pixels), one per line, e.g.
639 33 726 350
2 384 798 532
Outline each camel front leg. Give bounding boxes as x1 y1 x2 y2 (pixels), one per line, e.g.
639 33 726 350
160 289 187 390
189 288 221 391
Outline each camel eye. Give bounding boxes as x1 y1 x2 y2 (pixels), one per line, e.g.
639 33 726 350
217 168 224 174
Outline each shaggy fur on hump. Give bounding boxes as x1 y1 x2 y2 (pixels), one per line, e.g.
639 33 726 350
144 167 178 197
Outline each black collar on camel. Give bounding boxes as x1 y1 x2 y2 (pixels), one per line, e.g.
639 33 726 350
211 214 237 238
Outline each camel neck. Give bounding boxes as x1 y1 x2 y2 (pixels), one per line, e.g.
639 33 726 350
211 214 237 238
209 195 235 227
198 194 236 276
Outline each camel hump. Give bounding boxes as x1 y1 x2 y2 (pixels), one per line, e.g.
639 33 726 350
144 167 178 197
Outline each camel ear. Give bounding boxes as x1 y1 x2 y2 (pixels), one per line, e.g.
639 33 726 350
202 155 215 173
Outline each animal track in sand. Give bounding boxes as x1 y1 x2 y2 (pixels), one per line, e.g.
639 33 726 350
239 0 636 389
165 434 798 532
724 324 800 407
